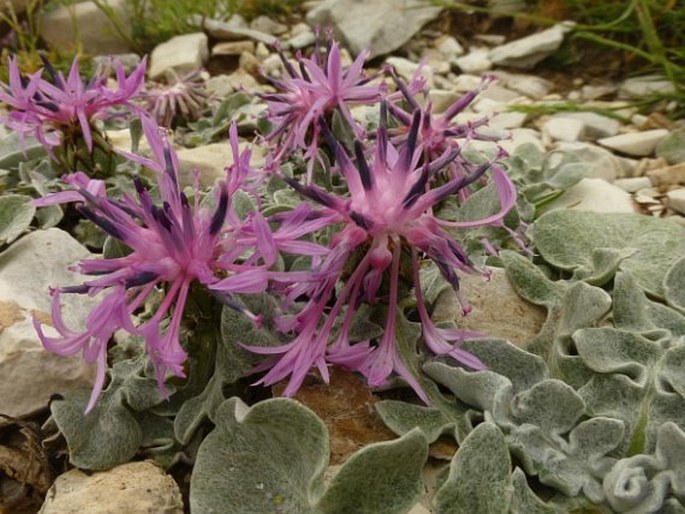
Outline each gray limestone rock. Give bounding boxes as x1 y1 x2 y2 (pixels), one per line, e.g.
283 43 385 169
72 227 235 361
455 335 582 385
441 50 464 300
39 0 132 55
148 33 209 81
489 23 572 69
306 0 442 58
39 461 184 514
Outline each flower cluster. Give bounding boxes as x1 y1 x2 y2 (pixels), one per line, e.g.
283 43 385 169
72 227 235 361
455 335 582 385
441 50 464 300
23 35 517 411
33 118 272 412
0 55 145 153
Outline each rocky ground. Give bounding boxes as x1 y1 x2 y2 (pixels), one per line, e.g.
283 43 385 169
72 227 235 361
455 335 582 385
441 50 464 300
1 0 685 512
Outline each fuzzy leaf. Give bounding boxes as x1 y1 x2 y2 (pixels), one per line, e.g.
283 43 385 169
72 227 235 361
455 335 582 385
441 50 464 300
501 250 564 307
433 422 512 514
50 389 142 470
317 429 428 514
510 467 562 514
576 328 685 454
604 422 685 513
190 398 328 514
49 357 169 470
375 401 453 442
664 258 685 314
0 195 35 245
532 210 685 298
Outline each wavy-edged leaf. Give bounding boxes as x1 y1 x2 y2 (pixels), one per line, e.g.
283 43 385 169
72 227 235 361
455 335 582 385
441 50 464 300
317 429 428 514
190 398 328 514
0 195 35 245
375 401 453 443
434 422 512 514
664 257 685 314
532 210 685 298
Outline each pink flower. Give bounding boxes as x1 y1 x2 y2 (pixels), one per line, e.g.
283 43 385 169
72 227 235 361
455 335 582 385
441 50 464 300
246 103 517 400
33 118 270 412
0 55 146 153
260 39 381 174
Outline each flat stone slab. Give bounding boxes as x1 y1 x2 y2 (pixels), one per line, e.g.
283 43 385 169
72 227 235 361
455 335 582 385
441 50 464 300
598 129 669 157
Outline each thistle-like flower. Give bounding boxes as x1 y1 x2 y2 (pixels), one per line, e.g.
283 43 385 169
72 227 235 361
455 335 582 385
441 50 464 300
141 70 208 128
260 39 381 171
245 104 517 400
388 72 504 181
0 55 146 153
32 118 270 412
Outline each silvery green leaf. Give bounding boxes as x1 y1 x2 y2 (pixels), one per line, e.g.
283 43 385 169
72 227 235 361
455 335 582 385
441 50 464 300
50 389 142 470
532 210 685 298
510 467 562 514
604 422 685 513
190 398 328 514
419 260 453 306
50 355 173 470
232 189 257 220
433 422 512 514
664 258 685 314
375 400 453 442
0 132 46 169
175 296 282 444
0 194 35 245
576 328 685 453
501 250 565 308
317 429 428 514
212 91 251 126
35 204 63 229
506 381 623 501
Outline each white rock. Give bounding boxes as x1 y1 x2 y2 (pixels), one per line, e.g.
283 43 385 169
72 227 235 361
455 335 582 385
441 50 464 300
544 178 636 214
454 48 492 73
489 111 528 130
39 0 132 55
501 128 545 154
39 461 183 514
211 40 255 56
619 75 676 98
177 139 265 188
286 29 316 49
554 142 625 181
598 129 670 157
666 188 685 215
435 268 547 348
614 177 653 193
581 83 617 100
249 15 288 35
552 112 621 139
479 84 522 103
489 23 571 69
387 57 433 88
195 16 277 45
306 0 442 59
544 117 585 142
434 35 464 58
501 73 554 99
0 229 98 417
0 317 96 417
149 33 209 81
451 74 483 92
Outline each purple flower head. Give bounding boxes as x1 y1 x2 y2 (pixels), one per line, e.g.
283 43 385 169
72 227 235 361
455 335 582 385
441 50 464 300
32 118 271 413
246 105 517 401
388 72 505 180
0 55 146 154
260 38 381 174
141 70 208 128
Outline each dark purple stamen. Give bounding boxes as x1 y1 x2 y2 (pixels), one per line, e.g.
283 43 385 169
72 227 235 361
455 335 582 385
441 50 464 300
76 206 122 240
402 164 430 209
353 141 373 191
125 271 158 287
284 176 338 209
349 211 373 230
39 53 65 89
60 284 91 294
209 188 229 236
